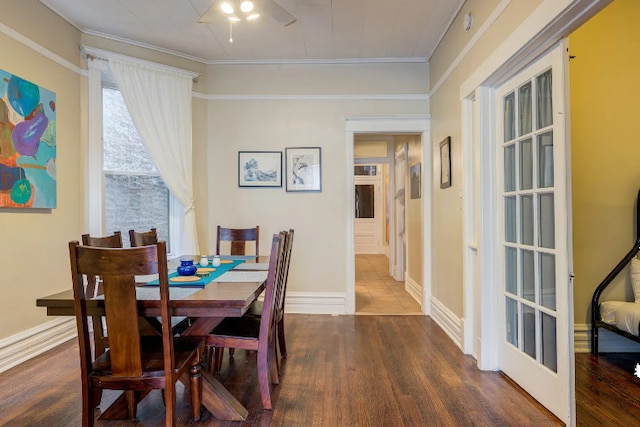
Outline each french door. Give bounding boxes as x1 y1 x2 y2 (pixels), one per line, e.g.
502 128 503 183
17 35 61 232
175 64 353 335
496 43 574 424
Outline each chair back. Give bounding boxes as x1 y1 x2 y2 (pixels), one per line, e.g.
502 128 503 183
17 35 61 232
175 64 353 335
129 228 158 247
81 231 123 298
216 225 260 257
258 232 286 349
274 229 294 322
69 241 175 382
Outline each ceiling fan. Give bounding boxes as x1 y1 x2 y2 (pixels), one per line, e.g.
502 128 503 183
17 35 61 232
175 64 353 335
198 0 297 27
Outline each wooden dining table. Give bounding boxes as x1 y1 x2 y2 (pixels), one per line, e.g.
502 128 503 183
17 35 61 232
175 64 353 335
36 258 269 421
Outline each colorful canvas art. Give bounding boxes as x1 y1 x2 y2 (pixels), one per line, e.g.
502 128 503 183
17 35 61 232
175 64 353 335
0 70 56 208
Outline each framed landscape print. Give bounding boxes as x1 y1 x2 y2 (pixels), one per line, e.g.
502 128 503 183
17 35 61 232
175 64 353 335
285 147 322 192
440 137 451 189
238 151 282 188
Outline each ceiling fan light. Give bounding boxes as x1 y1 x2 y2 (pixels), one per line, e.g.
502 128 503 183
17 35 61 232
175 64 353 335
220 2 234 14
247 13 260 20
240 1 254 13
228 16 241 22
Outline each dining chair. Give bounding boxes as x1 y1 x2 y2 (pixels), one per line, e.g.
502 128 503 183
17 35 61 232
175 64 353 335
245 229 294 359
206 232 285 410
216 225 260 257
69 240 205 426
80 231 123 359
128 227 158 247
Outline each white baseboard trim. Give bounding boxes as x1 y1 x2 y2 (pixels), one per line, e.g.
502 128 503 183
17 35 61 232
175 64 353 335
405 276 422 305
430 297 463 350
0 318 76 374
574 323 640 353
284 291 347 315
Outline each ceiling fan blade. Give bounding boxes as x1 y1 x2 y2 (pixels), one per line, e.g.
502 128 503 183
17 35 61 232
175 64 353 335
262 0 297 27
198 2 218 24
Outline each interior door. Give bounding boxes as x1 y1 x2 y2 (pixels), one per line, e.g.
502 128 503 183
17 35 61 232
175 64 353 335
496 43 574 424
355 174 383 254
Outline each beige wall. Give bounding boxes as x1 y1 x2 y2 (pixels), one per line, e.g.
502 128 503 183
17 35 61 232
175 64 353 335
569 0 640 324
0 0 82 338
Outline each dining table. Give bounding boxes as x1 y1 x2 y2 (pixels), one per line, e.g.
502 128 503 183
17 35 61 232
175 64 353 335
35 254 271 421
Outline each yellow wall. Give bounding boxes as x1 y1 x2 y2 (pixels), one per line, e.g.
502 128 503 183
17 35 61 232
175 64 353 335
570 0 640 323
0 0 83 338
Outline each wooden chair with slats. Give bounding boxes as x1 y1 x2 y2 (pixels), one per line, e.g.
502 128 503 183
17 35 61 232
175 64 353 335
245 229 294 359
206 232 286 410
80 231 123 359
69 240 204 426
216 225 260 257
128 227 158 247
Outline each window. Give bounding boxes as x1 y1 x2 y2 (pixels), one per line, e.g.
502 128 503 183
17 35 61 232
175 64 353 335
102 86 171 249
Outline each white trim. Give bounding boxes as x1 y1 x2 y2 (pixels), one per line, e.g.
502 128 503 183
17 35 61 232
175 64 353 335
283 292 347 315
459 0 612 99
430 297 463 350
0 318 76 374
405 276 423 307
81 46 200 79
208 57 427 65
430 0 513 97
203 94 429 101
0 22 83 75
345 115 431 316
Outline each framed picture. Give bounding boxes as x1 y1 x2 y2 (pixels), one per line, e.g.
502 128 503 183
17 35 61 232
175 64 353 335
410 163 421 199
439 137 452 189
285 147 322 192
238 151 282 187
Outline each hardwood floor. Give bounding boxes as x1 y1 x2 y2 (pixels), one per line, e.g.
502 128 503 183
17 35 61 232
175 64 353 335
355 254 422 314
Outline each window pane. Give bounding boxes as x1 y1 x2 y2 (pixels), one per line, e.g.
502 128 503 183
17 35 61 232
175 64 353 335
538 132 554 188
523 304 536 359
504 92 515 142
105 174 169 247
539 193 555 248
542 312 557 372
506 297 518 347
355 185 375 218
540 253 556 310
505 247 517 294
504 145 515 192
103 87 157 173
518 82 532 136
521 249 534 302
536 70 553 129
520 195 533 246
505 196 516 243
519 138 533 190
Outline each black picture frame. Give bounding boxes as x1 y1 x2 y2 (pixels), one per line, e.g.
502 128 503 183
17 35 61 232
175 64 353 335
439 137 452 189
238 151 282 188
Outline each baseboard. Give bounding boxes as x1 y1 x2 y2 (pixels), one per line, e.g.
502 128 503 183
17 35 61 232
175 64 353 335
0 318 76 374
405 276 422 306
430 297 463 350
284 292 347 315
574 323 640 353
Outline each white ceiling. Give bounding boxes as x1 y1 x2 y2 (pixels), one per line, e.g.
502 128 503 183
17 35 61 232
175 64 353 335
39 0 464 63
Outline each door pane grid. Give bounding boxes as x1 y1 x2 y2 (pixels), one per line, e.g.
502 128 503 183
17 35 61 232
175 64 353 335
501 69 558 371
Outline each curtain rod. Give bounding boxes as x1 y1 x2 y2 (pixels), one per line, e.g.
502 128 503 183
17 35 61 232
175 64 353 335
82 49 200 84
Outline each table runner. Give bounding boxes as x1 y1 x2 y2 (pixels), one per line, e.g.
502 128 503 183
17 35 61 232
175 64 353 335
142 259 245 287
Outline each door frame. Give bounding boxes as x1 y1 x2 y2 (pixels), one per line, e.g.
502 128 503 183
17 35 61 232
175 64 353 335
345 116 431 315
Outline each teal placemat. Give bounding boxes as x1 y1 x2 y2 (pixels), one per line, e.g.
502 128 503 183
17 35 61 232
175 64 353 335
142 259 244 287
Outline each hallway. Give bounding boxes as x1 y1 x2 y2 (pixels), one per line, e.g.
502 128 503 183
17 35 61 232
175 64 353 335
355 254 422 314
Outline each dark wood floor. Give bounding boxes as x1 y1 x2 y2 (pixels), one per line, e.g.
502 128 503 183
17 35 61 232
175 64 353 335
1 315 639 426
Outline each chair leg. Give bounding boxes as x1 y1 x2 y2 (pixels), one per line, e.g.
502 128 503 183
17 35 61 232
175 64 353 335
269 337 279 385
257 349 272 410
165 384 177 427
277 318 287 358
125 390 137 420
190 360 202 421
83 385 96 427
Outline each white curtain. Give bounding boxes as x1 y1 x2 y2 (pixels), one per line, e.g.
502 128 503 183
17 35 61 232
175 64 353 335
108 58 199 255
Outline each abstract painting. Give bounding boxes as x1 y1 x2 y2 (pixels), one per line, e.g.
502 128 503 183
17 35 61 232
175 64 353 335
0 70 56 208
